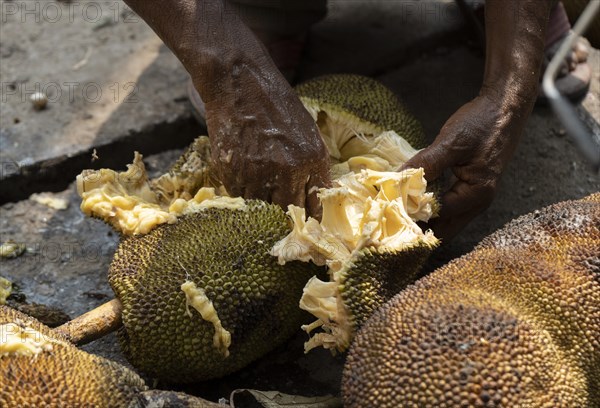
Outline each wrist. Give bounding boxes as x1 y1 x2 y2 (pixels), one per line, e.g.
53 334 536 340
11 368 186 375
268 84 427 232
473 89 530 158
481 0 553 114
479 77 537 118
189 24 285 106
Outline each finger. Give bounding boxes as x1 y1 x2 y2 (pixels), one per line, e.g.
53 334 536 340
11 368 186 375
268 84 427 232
400 144 458 182
242 178 272 203
440 180 495 219
271 180 305 213
429 180 495 241
306 162 332 219
304 177 326 222
427 210 477 242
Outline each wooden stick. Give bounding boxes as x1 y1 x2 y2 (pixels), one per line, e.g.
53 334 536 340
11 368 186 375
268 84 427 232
54 298 123 345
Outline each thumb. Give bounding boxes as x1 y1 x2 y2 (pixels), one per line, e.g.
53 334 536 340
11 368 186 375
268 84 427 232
399 144 456 182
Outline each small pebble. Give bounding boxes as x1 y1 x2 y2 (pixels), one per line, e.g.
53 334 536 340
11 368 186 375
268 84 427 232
30 92 48 110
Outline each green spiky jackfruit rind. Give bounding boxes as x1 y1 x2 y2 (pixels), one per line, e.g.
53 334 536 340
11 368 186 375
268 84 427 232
340 242 437 332
342 193 600 407
295 74 426 149
0 306 147 407
110 201 323 382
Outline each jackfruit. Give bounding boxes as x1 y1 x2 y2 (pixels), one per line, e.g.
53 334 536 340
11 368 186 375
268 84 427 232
295 74 426 152
78 151 321 381
342 193 600 407
274 75 439 354
109 200 321 382
0 305 147 407
0 277 11 304
76 74 436 381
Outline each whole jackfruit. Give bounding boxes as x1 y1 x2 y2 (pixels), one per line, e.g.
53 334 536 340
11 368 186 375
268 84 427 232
342 193 600 408
0 305 147 407
76 74 437 381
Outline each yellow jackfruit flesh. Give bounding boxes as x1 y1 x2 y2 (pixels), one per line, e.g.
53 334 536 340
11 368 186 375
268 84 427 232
76 138 240 236
0 306 147 407
76 74 436 380
342 193 600 407
272 169 438 353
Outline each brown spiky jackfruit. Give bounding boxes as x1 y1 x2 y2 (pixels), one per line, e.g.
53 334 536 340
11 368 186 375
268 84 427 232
76 74 437 381
343 193 600 408
0 305 147 407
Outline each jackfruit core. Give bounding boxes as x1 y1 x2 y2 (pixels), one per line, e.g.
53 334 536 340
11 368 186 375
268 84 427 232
76 101 437 355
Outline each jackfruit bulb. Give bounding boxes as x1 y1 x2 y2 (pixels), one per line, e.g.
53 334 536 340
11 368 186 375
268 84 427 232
76 74 436 381
0 305 147 407
343 193 600 407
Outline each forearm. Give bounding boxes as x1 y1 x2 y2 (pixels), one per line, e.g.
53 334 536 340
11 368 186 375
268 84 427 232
482 0 553 110
122 0 279 104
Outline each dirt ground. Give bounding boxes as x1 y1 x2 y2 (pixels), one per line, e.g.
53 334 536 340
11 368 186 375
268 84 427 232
1 0 599 403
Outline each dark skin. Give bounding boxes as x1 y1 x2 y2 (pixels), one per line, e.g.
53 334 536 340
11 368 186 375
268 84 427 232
402 0 553 239
123 0 329 217
124 0 553 240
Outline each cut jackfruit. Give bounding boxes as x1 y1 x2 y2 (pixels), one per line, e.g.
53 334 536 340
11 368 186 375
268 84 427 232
274 75 439 353
109 200 322 382
342 193 600 407
296 74 426 150
1 306 234 407
0 277 11 305
76 74 436 380
0 306 147 407
79 146 321 381
272 169 438 353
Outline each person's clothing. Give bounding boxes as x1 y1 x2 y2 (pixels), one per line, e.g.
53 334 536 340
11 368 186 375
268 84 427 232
229 0 327 36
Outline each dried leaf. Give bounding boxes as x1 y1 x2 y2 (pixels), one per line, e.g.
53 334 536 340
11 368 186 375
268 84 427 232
229 390 342 408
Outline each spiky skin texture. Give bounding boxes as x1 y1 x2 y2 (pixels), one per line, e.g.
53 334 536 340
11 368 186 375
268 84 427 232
340 244 436 333
0 306 146 407
110 201 321 382
343 193 600 407
295 74 426 149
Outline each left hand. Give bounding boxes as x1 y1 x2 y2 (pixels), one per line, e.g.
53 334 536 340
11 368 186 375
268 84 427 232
401 93 527 241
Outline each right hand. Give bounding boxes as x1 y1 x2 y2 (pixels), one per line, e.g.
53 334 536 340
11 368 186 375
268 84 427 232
200 57 331 218
121 0 330 217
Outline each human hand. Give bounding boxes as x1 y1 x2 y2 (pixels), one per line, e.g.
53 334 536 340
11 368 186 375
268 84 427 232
120 0 330 218
202 61 330 218
401 94 528 241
